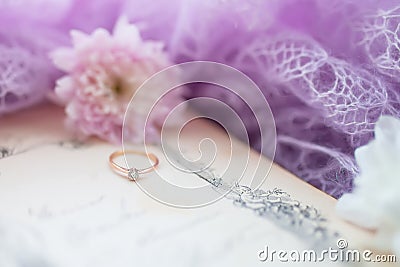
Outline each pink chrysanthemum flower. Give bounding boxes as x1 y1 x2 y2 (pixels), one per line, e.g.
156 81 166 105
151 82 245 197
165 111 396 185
51 17 181 144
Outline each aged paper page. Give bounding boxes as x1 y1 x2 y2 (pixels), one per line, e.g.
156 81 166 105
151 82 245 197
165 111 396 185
0 104 375 266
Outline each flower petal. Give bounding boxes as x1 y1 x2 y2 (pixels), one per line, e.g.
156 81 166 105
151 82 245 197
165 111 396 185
50 47 76 71
336 193 380 229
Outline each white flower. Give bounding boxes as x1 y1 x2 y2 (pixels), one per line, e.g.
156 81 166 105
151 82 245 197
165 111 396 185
337 115 400 256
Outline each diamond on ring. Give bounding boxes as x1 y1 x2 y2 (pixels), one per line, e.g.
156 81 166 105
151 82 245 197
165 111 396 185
128 168 139 181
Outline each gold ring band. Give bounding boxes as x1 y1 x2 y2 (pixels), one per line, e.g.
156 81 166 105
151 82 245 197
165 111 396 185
109 150 159 181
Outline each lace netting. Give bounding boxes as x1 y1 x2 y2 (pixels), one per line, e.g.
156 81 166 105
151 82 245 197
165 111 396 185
0 45 48 114
359 6 400 79
294 58 388 137
358 5 400 122
0 26 61 114
168 1 400 198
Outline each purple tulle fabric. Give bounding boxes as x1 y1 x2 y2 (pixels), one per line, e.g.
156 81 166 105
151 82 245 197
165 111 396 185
125 0 400 198
1 0 399 197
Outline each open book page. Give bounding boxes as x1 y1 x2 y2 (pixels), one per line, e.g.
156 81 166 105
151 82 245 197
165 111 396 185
0 104 376 266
